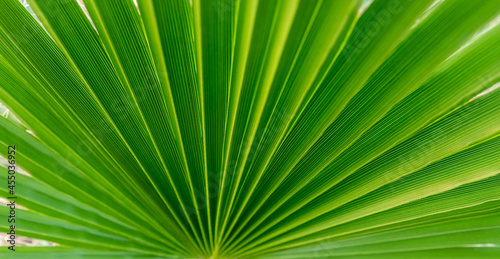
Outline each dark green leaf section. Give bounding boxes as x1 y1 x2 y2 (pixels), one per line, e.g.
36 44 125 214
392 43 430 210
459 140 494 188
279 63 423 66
0 0 498 258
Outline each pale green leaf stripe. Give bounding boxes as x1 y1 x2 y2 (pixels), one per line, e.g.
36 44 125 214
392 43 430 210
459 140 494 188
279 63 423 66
305 208 500 252
309 225 500 257
264 247 500 259
262 209 500 257
0 247 171 259
272 198 500 255
286 175 500 249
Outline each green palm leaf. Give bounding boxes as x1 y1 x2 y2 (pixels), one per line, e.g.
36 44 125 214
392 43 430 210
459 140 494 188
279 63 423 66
0 0 499 258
